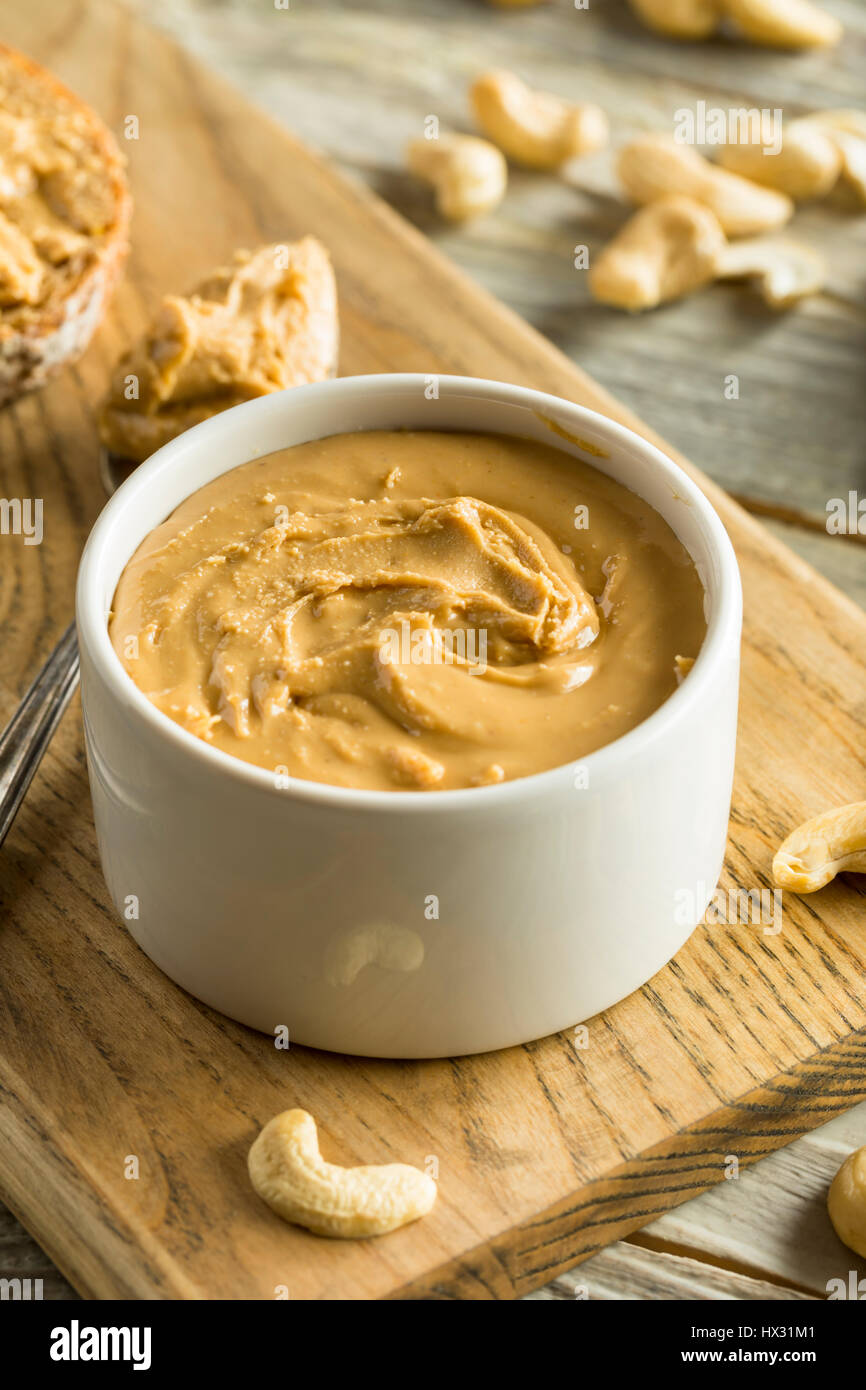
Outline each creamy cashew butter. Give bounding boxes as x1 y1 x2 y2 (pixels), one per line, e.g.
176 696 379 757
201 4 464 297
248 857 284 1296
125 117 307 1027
0 50 123 320
0 44 130 406
110 430 706 791
100 238 338 463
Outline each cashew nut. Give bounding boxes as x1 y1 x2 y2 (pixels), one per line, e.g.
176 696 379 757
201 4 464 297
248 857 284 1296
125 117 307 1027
828 1147 866 1259
618 134 793 236
809 109 866 145
470 69 608 170
407 134 507 221
588 195 727 311
724 0 842 49
829 132 866 203
248 1109 437 1238
806 111 866 204
628 0 842 48
719 121 842 200
628 0 718 38
716 237 825 308
772 801 866 893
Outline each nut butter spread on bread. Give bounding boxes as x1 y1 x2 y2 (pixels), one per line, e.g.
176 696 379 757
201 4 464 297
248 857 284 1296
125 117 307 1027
0 44 130 406
99 237 339 463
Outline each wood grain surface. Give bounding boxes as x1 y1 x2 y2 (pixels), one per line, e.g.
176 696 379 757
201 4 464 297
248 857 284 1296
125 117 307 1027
11 1098 864 1300
1 0 866 1301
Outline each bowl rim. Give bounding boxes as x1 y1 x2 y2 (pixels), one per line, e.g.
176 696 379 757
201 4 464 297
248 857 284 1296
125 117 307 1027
76 373 743 816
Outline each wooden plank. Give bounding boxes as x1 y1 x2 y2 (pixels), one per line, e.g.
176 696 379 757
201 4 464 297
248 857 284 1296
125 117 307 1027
3 1089 863 1301
0 1206 77 1301
632 1101 866 1298
758 522 866 611
530 1242 815 1301
6 1098 862 1305
1 0 866 1301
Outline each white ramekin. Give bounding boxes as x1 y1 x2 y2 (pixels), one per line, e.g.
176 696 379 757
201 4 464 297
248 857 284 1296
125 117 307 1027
76 375 742 1058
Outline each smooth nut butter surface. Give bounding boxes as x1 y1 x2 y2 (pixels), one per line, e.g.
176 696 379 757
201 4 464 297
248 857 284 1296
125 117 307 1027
110 430 707 791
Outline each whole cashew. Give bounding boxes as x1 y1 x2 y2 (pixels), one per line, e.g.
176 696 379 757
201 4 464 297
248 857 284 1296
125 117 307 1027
806 111 866 204
588 195 727 311
716 237 825 308
724 0 842 49
773 801 866 893
628 0 842 47
828 1147 866 1259
618 134 793 236
407 134 507 220
829 134 866 204
719 121 842 200
470 70 608 170
808 110 866 142
248 1109 437 1238
628 0 718 38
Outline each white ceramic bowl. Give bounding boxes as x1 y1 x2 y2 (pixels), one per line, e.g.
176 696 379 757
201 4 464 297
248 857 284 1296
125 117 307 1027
76 375 742 1058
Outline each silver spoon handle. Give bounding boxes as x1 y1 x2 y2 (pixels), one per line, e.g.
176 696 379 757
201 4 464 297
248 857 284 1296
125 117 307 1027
0 622 80 848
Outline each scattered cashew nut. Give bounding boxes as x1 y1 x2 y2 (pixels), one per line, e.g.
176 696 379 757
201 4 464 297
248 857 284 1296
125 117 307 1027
828 1147 866 1259
719 121 842 201
720 110 866 204
248 1109 437 1238
407 134 507 221
724 0 842 49
829 133 866 204
628 0 718 38
716 237 825 308
808 110 866 142
806 111 866 204
470 69 608 170
618 134 793 236
591 198 825 313
772 801 866 893
628 0 842 48
588 195 727 311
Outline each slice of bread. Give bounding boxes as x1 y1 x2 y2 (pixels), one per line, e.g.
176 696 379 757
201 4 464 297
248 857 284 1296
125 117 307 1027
0 44 131 407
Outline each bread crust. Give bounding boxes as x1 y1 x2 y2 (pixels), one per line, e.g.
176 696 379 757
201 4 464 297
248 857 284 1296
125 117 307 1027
0 43 131 406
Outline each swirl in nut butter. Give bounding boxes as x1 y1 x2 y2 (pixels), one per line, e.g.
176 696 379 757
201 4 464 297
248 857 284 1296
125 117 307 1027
109 431 706 790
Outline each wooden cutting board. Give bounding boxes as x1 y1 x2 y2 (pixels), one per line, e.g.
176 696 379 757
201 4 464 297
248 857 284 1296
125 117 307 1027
1 0 865 1302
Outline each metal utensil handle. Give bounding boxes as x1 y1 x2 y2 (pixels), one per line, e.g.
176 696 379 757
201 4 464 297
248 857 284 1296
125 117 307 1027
0 622 80 848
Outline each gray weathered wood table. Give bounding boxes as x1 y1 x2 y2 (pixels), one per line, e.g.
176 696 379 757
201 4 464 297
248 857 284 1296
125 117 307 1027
3 0 865 1300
